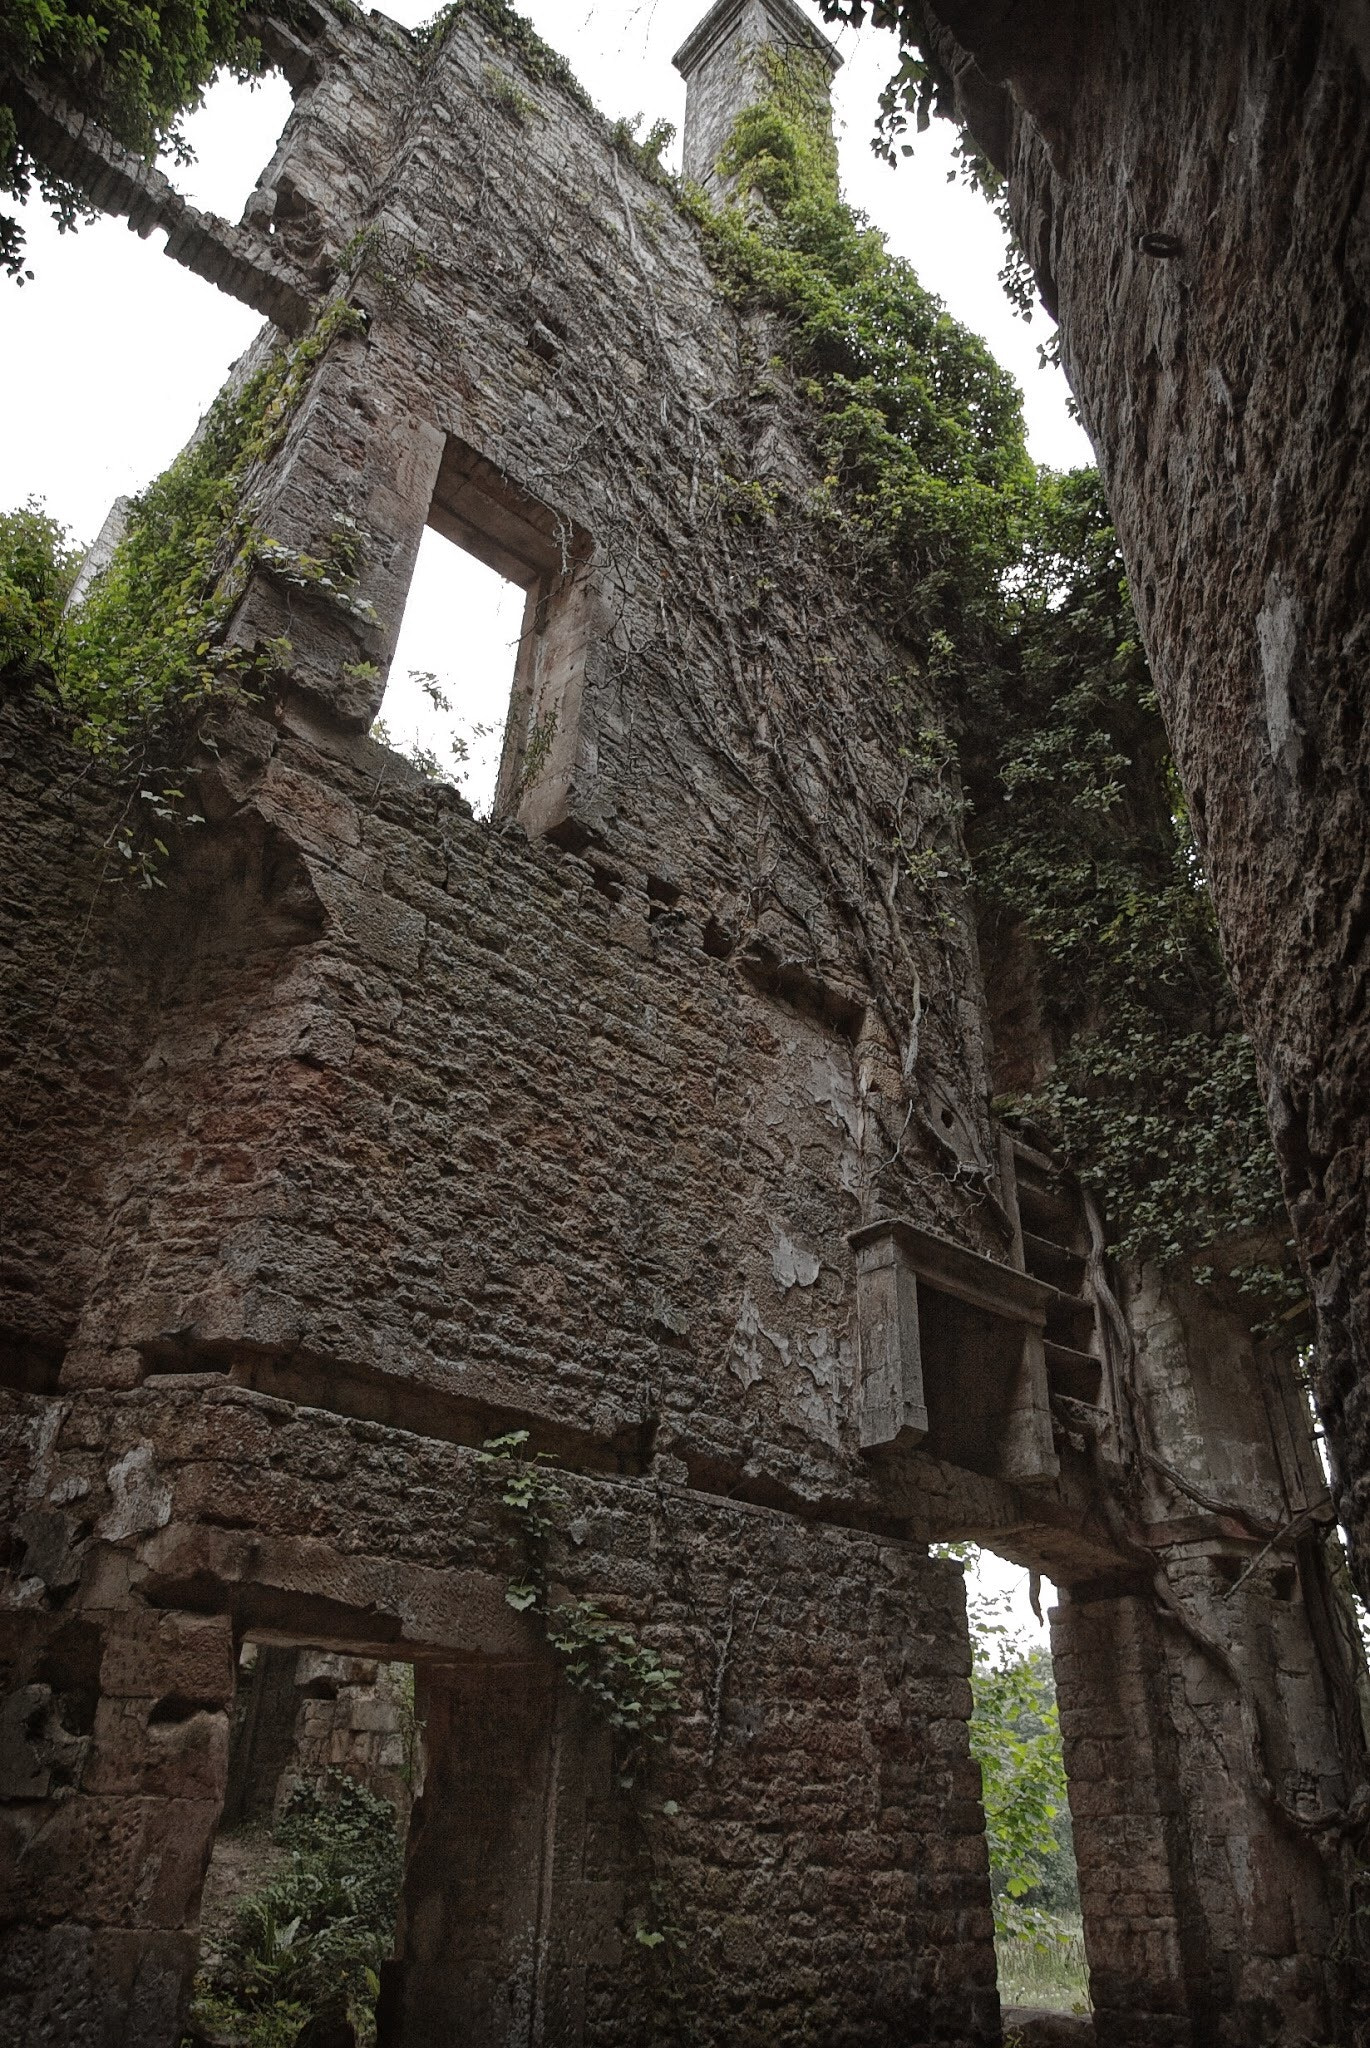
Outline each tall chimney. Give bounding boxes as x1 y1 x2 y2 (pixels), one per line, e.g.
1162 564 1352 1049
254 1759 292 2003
672 0 843 205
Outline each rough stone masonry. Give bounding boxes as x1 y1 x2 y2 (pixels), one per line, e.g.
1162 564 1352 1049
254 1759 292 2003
901 0 1370 1617
1 2 1367 2044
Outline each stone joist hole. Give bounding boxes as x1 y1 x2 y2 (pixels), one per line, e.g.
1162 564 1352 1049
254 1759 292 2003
376 438 592 825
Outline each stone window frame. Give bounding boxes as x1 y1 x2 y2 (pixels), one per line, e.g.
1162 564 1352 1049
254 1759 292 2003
426 438 594 837
849 1216 1060 1485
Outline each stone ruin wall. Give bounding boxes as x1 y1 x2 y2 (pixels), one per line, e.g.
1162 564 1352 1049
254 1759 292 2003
0 3 1367 2044
916 0 1370 1608
221 1647 414 1827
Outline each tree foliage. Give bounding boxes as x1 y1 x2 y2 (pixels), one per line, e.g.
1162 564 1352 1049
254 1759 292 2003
0 498 78 681
971 1647 1075 1938
948 1550 1079 1945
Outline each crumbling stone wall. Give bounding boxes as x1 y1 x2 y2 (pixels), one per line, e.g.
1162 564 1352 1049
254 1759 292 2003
913 0 1370 1603
2 1380 992 2047
1 3 1366 2044
222 1647 413 1824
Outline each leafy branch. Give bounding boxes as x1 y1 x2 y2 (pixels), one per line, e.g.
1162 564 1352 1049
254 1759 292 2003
2 297 368 882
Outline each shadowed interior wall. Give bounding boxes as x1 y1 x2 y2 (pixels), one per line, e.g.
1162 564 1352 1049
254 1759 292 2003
916 0 1370 1606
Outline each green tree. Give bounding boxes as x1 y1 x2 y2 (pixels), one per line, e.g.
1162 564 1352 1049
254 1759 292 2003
1 0 273 278
0 498 78 681
971 1646 1076 1933
949 1551 1076 1940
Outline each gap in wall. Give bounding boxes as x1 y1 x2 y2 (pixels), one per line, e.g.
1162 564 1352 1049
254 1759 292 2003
194 1639 418 2042
2 67 295 544
158 69 296 221
379 524 526 817
968 1545 1090 2022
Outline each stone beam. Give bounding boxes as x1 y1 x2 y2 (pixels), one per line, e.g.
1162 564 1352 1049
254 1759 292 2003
11 76 316 332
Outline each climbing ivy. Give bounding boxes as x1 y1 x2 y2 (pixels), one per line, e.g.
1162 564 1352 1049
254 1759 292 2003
3 299 367 880
187 1770 402 2046
686 44 1032 651
692 41 1290 1284
415 0 596 116
479 1433 681 1780
0 0 286 278
965 469 1289 1277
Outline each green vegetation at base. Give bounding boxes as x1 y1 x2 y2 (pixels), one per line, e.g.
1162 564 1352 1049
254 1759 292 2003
184 1773 402 2048
997 1918 1091 2017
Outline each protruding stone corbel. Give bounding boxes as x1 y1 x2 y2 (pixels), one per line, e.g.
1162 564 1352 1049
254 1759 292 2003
849 1217 1060 1486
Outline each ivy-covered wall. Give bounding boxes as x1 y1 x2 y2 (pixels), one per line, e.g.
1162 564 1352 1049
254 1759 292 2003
0 3 1360 2045
687 31 1294 1309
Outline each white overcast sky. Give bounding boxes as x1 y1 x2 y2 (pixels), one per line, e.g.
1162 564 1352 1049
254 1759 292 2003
0 0 1067 1638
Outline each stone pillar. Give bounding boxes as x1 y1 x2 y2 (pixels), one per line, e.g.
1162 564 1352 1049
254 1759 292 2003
221 1642 300 1824
380 1662 622 2048
1054 1564 1359 2047
1051 1589 1210 2046
0 1603 235 2048
222 325 447 733
672 0 842 203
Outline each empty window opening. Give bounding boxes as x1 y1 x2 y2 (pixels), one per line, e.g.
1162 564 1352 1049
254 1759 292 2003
951 1545 1090 2022
189 1620 606 2045
157 69 296 222
381 524 526 817
378 437 592 831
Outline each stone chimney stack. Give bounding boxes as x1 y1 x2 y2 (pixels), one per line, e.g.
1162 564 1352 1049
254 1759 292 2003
673 0 842 204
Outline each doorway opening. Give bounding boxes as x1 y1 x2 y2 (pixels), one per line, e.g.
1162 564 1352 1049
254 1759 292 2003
186 1622 608 2048
190 1640 418 2047
953 1545 1091 2023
